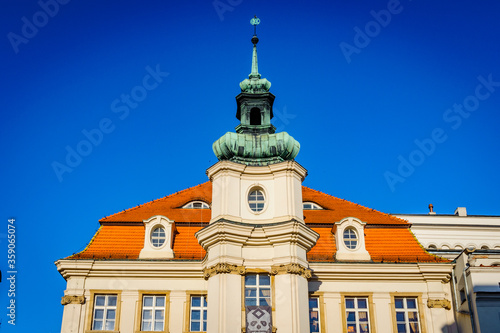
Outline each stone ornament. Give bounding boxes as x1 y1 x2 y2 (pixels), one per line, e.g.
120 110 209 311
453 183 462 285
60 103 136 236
427 299 451 310
61 295 85 305
270 263 312 279
203 263 246 280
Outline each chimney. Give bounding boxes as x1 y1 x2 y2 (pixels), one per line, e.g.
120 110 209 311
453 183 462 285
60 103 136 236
428 204 436 215
454 207 467 216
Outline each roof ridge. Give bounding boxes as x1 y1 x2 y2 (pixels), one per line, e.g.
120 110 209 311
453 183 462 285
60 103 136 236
302 186 408 225
99 182 211 222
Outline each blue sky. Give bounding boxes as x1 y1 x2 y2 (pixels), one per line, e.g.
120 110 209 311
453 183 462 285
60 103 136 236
1 0 499 331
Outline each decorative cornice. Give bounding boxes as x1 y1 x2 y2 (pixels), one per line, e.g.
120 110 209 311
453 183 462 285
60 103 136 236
270 263 312 279
427 298 451 310
61 295 85 305
203 263 246 280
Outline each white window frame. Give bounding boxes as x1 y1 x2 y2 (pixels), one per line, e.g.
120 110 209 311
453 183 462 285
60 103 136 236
141 295 166 331
92 294 118 331
303 202 323 210
345 296 371 333
244 273 271 306
189 295 208 332
182 201 210 209
394 297 422 333
309 296 321 332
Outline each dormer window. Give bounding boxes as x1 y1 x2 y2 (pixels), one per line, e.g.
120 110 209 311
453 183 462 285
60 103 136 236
303 202 323 210
334 217 371 261
182 201 210 209
139 215 175 259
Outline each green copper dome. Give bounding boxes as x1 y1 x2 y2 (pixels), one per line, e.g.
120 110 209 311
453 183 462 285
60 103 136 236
212 17 300 166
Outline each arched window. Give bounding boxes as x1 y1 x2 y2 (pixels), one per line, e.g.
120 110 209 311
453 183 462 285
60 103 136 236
303 202 323 210
428 244 437 250
182 201 210 209
250 107 261 125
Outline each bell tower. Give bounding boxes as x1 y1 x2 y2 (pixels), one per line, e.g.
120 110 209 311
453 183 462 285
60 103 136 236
197 16 318 333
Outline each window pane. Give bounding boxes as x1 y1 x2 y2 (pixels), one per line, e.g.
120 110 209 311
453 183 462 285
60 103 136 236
203 310 207 320
107 296 117 306
346 298 355 308
408 311 418 322
191 321 200 331
409 322 420 333
396 312 405 322
144 296 153 307
395 298 404 308
156 296 165 307
94 309 104 319
359 311 368 321
309 298 318 308
260 298 271 306
105 320 115 331
155 310 164 320
142 321 152 331
360 323 369 333
259 275 270 285
397 323 407 333
245 275 256 285
347 323 357 333
203 322 207 331
358 298 367 308
95 296 105 306
203 297 207 307
246 298 257 306
143 309 152 320
93 320 103 330
192 310 201 320
106 309 115 320
407 298 417 309
260 289 271 297
347 311 356 321
192 296 201 307
154 321 163 331
246 288 257 297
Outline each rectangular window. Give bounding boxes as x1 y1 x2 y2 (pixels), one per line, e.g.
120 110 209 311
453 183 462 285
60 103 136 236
190 295 207 332
244 274 271 306
345 297 370 333
309 297 321 332
394 297 421 333
92 294 117 331
141 295 166 331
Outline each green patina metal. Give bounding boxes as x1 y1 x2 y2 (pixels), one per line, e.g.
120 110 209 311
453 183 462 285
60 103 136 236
212 17 300 166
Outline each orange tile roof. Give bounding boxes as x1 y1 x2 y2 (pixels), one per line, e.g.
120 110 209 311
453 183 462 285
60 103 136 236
68 181 447 263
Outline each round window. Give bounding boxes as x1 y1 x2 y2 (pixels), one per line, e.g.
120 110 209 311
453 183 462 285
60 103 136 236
343 228 358 249
248 189 265 212
151 226 166 247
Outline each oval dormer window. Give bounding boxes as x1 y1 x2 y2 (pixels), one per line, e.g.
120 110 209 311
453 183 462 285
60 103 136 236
248 189 265 212
151 226 166 248
343 228 358 250
182 201 210 209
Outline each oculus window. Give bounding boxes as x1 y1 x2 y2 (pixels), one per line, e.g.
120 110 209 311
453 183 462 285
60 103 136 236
151 226 166 248
248 189 265 213
343 228 358 250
